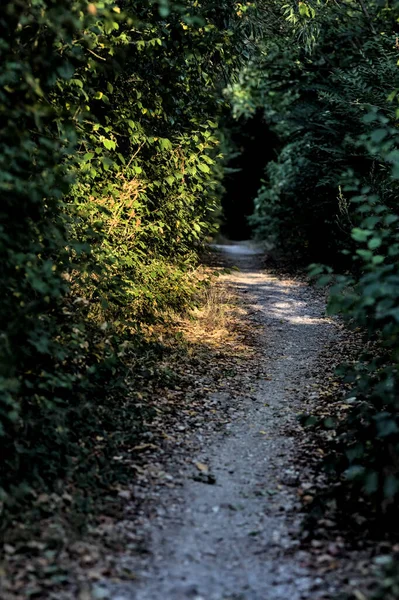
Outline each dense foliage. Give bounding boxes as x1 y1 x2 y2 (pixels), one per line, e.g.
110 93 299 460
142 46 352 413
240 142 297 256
0 0 258 508
228 0 399 515
3 0 399 559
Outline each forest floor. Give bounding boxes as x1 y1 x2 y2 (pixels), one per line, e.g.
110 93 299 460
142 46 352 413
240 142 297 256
2 243 376 600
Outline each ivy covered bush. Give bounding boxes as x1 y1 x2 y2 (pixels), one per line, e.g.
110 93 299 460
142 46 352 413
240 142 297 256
0 0 256 507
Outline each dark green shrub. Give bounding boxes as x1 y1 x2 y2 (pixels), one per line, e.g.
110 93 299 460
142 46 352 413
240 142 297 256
0 0 256 507
229 0 399 512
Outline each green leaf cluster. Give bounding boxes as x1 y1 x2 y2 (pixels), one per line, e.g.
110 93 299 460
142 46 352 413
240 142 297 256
228 0 399 511
0 0 254 506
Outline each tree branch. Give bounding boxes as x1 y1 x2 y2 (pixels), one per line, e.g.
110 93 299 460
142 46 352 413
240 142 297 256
357 0 377 35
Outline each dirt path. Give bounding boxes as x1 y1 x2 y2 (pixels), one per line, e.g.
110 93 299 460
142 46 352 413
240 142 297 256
105 244 339 600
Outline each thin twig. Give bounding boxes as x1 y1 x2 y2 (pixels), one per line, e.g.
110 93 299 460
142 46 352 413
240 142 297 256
357 0 377 35
87 48 107 61
126 142 145 169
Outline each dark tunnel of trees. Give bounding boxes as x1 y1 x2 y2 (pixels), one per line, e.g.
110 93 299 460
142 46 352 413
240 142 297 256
220 113 277 241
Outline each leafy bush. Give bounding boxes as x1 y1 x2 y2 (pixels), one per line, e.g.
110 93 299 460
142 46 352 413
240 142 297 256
0 0 257 508
314 117 399 512
228 0 399 513
228 2 398 263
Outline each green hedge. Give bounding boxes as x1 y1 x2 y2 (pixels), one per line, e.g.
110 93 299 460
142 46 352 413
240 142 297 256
229 0 399 512
0 0 256 506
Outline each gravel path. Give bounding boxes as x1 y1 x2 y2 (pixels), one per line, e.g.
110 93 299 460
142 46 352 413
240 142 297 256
107 244 339 600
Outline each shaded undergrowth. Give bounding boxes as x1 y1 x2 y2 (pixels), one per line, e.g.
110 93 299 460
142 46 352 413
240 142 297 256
296 323 399 600
0 254 260 600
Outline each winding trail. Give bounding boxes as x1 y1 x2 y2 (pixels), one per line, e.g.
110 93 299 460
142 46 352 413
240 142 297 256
108 244 339 600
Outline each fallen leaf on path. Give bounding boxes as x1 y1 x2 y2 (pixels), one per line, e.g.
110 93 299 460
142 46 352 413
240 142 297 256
131 443 158 452
195 462 209 473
